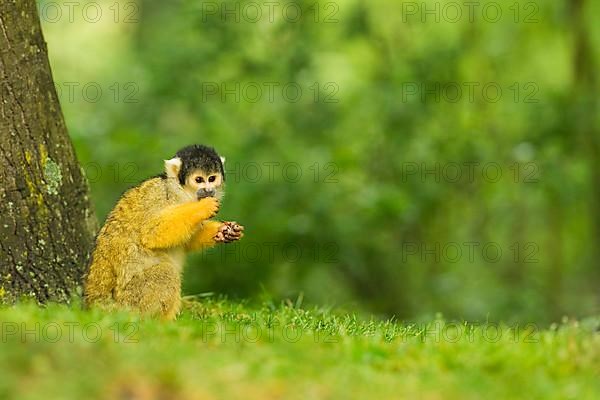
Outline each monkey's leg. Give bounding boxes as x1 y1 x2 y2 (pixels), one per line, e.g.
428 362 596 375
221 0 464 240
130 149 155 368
118 263 181 321
141 198 219 249
186 221 245 252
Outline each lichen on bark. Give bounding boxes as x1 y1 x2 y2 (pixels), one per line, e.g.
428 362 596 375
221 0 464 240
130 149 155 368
43 157 63 195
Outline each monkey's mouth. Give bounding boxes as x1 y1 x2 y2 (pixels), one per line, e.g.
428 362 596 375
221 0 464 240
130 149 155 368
196 189 216 199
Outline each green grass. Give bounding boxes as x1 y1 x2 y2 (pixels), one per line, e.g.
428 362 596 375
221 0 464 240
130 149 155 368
1 299 599 400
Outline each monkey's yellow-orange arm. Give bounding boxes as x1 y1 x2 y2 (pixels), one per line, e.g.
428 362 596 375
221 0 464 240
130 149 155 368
185 220 222 252
141 200 217 249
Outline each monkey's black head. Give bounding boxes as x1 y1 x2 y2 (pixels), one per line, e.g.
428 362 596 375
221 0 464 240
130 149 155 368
174 144 225 185
164 144 226 200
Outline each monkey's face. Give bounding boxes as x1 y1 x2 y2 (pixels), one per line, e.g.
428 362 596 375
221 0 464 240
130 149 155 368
185 169 224 200
164 144 226 202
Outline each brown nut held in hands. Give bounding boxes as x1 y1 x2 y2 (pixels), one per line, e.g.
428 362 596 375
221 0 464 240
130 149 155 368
214 221 245 243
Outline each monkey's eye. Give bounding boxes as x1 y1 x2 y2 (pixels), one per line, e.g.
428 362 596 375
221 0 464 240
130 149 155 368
195 177 204 183
208 175 216 183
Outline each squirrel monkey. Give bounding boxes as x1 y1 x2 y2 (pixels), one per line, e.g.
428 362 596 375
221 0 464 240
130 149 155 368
84 144 244 320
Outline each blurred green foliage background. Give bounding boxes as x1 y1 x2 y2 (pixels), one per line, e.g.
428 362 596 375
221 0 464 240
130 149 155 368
39 0 600 323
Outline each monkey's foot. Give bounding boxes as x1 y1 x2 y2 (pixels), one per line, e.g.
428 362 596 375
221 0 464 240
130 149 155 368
214 221 244 243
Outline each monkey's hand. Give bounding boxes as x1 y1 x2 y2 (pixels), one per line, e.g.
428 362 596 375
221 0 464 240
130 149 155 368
214 221 244 243
185 220 243 252
196 197 220 221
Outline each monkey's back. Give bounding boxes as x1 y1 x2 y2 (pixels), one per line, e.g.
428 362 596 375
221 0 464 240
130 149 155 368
84 177 175 304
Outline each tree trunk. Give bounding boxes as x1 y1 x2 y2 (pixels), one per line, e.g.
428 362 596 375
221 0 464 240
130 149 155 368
0 1 96 303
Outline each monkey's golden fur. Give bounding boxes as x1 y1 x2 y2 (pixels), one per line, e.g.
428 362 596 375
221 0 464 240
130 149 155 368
84 175 241 320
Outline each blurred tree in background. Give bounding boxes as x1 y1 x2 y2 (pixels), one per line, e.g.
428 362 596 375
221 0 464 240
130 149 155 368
38 0 600 323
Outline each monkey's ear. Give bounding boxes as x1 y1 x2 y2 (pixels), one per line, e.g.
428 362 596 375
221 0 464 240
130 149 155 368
164 157 182 179
220 156 226 165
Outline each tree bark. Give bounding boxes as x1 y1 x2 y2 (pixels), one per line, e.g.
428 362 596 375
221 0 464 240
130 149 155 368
0 1 96 303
